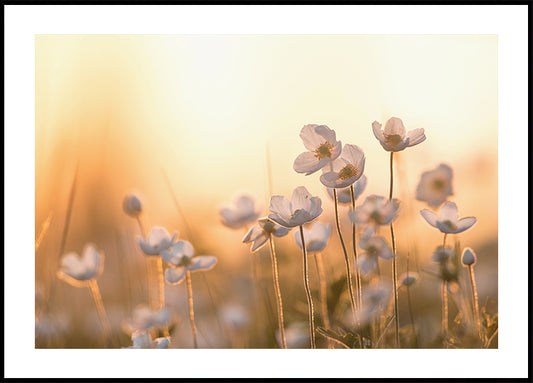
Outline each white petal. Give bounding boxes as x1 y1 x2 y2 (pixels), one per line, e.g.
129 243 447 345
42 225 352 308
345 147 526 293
406 128 426 147
358 254 378 275
148 226 171 247
153 337 170 349
82 243 102 278
175 240 195 257
420 209 439 228
372 121 383 141
330 140 343 161
308 196 323 220
439 202 459 222
454 217 477 233
319 171 339 188
138 236 160 256
267 213 292 228
250 234 269 252
272 225 291 237
243 225 262 243
291 186 313 212
236 194 255 212
293 151 324 175
293 229 303 249
190 255 218 271
342 144 365 165
60 253 84 279
269 195 291 218
314 124 337 144
383 117 406 138
160 248 182 266
165 267 187 285
352 175 367 200
300 124 325 151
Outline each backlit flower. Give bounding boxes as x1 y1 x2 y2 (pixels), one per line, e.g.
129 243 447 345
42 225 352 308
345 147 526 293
326 175 367 205
268 186 323 228
357 233 394 275
432 246 454 263
242 217 291 252
320 144 366 189
137 226 177 256
124 304 171 333
399 272 419 287
420 201 476 234
293 221 331 253
416 163 453 208
293 124 342 175
219 193 261 230
57 243 104 286
161 240 217 285
356 281 392 325
349 195 400 227
462 247 477 266
372 117 426 152
124 330 170 349
123 193 143 218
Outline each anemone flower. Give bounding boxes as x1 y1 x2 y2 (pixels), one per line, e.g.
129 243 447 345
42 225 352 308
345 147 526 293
161 240 217 285
293 124 342 175
124 330 170 349
372 117 426 152
57 243 104 285
293 221 331 253
416 163 454 208
124 304 171 333
242 217 291 252
349 194 400 227
268 186 322 228
325 175 367 205
420 202 477 234
219 193 261 230
123 193 143 218
357 234 394 275
137 226 177 256
320 144 366 189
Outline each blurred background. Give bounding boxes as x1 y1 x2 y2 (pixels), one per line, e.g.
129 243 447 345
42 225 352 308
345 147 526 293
35 34 497 348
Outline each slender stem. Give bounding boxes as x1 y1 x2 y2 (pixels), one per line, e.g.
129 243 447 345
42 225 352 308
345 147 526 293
268 234 287 349
314 252 332 348
405 253 419 348
350 185 363 317
389 152 400 348
136 216 156 312
333 189 357 324
155 257 169 337
89 279 112 347
35 212 53 252
469 265 482 341
186 271 198 348
299 225 316 349
442 280 448 348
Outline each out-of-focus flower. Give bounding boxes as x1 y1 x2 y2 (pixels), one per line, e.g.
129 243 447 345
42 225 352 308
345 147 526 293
399 272 419 287
416 163 454 208
57 243 104 286
420 202 477 234
349 195 400 227
242 217 291 252
357 233 394 275
124 304 171 333
219 194 261 230
277 322 310 348
320 144 366 189
124 330 170 349
268 186 323 228
293 221 331 253
462 247 477 266
137 226 177 256
293 124 342 175
326 175 367 205
356 281 392 325
161 240 217 285
432 246 455 263
220 304 250 330
123 193 143 218
372 117 426 152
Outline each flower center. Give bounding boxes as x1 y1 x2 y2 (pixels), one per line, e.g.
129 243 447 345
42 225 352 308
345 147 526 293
181 256 192 267
367 245 378 257
314 142 333 159
291 208 302 219
442 220 456 231
433 179 445 191
370 211 384 224
263 220 276 234
338 164 358 180
384 134 403 146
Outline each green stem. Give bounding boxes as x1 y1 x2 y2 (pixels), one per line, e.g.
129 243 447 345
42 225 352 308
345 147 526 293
389 152 400 348
299 225 316 349
186 271 198 348
469 265 482 341
350 185 363 318
268 234 287 349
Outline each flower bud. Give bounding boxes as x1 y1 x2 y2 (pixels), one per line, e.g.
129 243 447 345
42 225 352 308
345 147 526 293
462 247 477 266
400 272 419 287
123 193 143 218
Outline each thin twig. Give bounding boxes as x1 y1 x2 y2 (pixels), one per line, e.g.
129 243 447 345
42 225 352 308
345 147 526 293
299 225 316 349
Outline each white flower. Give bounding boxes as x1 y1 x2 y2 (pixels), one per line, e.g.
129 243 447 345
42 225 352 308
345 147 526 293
123 193 143 218
432 246 454 263
293 221 331 253
124 304 171 333
420 201 476 234
326 175 367 205
293 124 342 175
349 195 400 227
242 217 291 252
57 243 104 286
416 163 454 208
356 282 392 325
462 247 477 266
372 117 426 152
124 330 170 349
320 144 366 189
220 304 250 330
357 234 394 275
277 322 310 348
219 193 261 230
268 186 323 228
137 226 177 256
161 240 217 285
399 272 419 287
